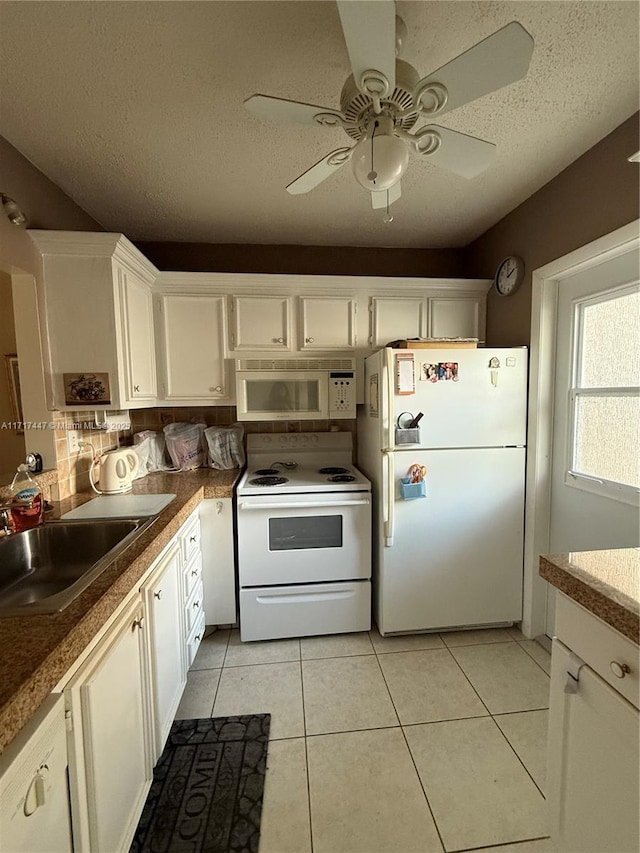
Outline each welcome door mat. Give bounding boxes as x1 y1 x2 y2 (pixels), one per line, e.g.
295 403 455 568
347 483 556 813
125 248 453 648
131 714 271 853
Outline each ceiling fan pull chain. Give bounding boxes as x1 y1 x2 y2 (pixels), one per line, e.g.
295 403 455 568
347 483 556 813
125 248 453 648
368 119 379 184
383 190 394 224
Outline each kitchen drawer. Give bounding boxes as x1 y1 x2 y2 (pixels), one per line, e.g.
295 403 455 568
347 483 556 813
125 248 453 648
240 580 371 642
179 513 201 566
186 613 206 669
556 593 639 710
182 551 202 602
185 579 204 636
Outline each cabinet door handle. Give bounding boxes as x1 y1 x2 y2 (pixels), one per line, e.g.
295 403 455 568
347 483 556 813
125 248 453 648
274 337 284 343
305 337 314 343
610 661 631 678
154 590 162 600
193 600 200 609
214 386 223 393
195 633 201 642
191 568 198 577
132 616 144 631
190 535 197 543
134 384 140 393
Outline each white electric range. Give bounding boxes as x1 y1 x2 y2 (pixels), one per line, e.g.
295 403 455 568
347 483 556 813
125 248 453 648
236 432 372 641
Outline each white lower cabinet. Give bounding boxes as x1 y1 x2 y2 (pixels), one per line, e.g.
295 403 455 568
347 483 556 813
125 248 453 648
2 508 211 853
65 596 152 853
547 595 639 853
200 498 236 625
0 695 73 853
142 542 186 764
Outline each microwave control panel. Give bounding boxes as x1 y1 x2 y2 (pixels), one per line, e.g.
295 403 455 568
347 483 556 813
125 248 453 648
328 371 356 419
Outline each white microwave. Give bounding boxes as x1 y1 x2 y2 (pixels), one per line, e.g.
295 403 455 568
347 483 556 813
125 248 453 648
235 359 357 421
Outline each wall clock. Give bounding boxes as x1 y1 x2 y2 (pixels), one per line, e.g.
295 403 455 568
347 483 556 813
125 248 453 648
494 256 525 296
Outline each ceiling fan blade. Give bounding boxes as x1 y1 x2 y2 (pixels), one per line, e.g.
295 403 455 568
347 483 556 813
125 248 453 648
337 0 396 94
371 182 402 209
413 21 534 116
286 148 353 195
244 94 345 127
418 125 496 178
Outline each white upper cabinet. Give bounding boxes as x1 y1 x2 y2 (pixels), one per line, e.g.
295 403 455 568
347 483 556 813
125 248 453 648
371 297 426 347
116 265 157 402
231 295 291 351
29 231 158 410
429 297 484 341
299 296 357 350
156 293 228 402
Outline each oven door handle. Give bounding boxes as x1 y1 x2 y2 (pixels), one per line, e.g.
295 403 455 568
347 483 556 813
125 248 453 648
238 499 370 510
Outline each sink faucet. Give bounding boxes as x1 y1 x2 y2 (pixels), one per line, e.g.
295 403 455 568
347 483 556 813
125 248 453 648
0 503 15 537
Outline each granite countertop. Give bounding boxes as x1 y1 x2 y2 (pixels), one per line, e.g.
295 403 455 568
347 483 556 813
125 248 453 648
540 548 640 644
0 467 241 754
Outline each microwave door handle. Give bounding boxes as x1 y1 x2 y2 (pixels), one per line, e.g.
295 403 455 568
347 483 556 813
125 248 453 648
383 451 395 547
238 499 371 510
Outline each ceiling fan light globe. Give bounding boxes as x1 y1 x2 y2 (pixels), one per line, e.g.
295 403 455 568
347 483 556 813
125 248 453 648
351 133 409 191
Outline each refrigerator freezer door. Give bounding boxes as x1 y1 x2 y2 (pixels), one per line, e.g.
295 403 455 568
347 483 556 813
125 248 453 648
386 348 527 448
376 447 525 634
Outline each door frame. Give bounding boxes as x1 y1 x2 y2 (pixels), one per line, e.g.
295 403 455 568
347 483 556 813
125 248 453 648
522 219 640 639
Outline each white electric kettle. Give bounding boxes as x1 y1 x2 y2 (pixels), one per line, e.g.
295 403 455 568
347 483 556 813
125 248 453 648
90 448 139 494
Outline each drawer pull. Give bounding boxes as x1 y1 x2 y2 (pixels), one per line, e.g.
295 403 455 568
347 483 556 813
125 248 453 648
610 661 631 679
193 600 200 609
190 535 197 543
154 590 162 600
191 569 198 577
132 616 144 631
134 385 140 393
195 634 201 642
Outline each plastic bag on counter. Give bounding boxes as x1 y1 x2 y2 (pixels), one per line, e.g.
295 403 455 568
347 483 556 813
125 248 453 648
204 424 245 470
133 430 173 475
163 422 206 471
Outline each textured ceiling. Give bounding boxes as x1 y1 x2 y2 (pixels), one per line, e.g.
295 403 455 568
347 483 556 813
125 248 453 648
0 1 638 248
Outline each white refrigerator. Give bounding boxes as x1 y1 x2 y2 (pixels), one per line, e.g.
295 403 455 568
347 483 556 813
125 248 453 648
357 346 527 635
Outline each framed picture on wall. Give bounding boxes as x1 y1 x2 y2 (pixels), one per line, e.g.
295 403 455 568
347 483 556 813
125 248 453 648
4 354 23 433
63 372 111 405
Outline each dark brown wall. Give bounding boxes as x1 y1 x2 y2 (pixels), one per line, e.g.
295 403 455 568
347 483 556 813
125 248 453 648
465 113 640 346
135 241 466 278
0 135 102 276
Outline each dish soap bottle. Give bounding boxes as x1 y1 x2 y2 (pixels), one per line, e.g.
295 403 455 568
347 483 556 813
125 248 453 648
9 464 44 532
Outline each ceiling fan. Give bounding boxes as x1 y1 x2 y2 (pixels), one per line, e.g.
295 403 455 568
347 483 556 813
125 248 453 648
244 1 534 217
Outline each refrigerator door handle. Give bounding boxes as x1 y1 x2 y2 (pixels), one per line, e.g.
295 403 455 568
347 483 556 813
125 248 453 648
383 451 394 547
382 347 395 451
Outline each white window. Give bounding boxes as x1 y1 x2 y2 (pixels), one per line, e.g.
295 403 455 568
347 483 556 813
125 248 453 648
566 285 640 503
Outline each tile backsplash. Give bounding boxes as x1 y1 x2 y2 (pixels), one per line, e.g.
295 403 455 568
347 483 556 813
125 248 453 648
52 411 131 500
51 406 356 498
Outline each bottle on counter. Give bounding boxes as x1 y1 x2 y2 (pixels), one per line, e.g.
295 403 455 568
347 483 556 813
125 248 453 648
9 464 44 532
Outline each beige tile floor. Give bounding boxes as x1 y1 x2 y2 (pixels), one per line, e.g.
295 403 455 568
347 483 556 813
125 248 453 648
176 626 552 853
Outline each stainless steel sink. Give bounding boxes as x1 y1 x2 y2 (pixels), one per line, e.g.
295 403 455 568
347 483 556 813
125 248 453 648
0 518 154 616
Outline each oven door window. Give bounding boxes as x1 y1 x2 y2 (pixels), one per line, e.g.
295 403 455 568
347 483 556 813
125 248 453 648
269 515 343 551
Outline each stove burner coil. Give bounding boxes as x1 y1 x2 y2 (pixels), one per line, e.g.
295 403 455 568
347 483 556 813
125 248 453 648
249 476 288 486
328 474 356 482
319 467 351 475
254 468 279 475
